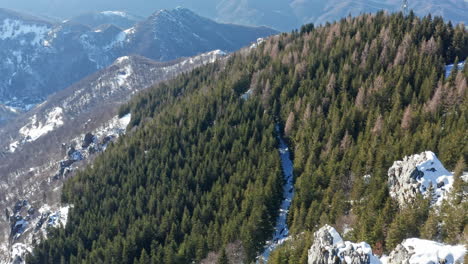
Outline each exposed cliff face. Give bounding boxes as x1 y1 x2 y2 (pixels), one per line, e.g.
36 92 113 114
388 151 455 207
307 225 380 264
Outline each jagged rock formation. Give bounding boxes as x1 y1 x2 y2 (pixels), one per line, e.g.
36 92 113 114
307 225 380 264
388 151 455 207
307 226 466 264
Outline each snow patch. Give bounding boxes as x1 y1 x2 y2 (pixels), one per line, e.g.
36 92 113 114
115 64 133 86
258 124 295 262
19 107 64 142
241 89 253 100
389 151 457 207
400 238 465 264
100 11 128 17
445 61 465 77
0 19 49 46
250 38 265 49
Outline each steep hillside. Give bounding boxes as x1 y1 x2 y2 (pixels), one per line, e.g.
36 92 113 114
0 7 276 111
27 12 467 264
0 50 225 264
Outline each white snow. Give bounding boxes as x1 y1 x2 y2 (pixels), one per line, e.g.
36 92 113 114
103 31 127 51
19 107 64 142
100 11 128 17
4 105 18 113
118 113 131 129
414 151 455 206
115 56 130 64
180 50 226 67
115 64 133 86
400 238 466 264
241 89 253 100
311 225 382 264
258 124 295 262
445 61 465 77
10 243 32 263
250 38 265 49
0 19 49 46
9 141 19 152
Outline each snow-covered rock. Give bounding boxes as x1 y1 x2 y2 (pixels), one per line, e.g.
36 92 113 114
0 201 71 264
388 151 456 207
384 238 466 264
308 225 381 264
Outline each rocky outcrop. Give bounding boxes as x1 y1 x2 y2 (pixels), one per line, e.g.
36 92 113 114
307 226 466 264
308 225 380 264
384 238 466 264
388 151 454 207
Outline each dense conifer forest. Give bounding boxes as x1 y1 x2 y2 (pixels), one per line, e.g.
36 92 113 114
27 11 467 264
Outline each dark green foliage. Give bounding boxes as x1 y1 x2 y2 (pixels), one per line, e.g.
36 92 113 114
28 12 467 264
27 57 283 263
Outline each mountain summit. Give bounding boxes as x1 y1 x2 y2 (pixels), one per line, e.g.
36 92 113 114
0 7 277 113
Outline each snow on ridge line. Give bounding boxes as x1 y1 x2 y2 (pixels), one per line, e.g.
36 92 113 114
0 19 50 46
100 11 128 17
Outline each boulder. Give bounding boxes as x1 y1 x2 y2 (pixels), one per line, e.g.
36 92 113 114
308 225 379 264
388 151 454 207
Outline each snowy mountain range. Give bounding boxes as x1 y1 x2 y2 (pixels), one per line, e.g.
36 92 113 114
0 50 227 264
0 7 276 114
1 0 466 31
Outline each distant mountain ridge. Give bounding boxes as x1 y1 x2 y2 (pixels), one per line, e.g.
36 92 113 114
67 11 143 29
0 0 466 32
0 7 277 111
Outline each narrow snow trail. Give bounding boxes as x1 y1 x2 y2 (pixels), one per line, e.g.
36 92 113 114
257 125 295 262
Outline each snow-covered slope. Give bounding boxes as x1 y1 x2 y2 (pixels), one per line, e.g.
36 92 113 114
388 151 457 207
383 238 466 264
0 50 226 264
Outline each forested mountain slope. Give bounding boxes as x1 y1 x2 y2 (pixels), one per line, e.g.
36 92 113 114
27 12 467 264
0 50 225 264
